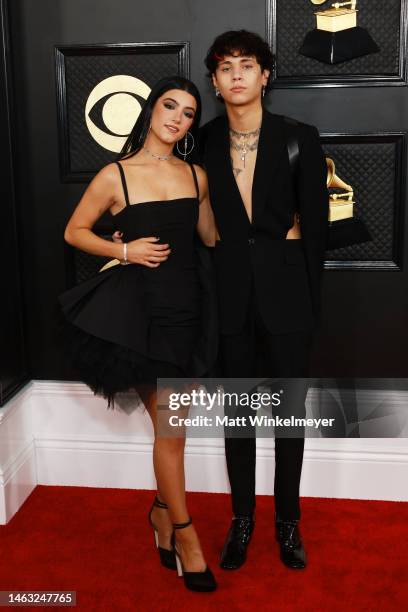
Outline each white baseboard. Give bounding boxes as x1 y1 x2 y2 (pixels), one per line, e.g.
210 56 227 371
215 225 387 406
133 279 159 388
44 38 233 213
0 384 37 524
1 381 407 524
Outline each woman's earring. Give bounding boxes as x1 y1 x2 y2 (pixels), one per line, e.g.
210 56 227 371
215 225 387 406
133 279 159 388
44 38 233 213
176 131 195 160
262 85 266 98
215 87 221 98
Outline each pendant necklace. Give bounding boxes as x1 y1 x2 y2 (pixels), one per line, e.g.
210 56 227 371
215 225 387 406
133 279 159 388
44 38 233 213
229 126 261 169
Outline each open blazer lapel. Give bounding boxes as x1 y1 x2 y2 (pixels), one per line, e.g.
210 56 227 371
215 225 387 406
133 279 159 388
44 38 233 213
205 114 250 228
252 110 288 221
203 111 288 227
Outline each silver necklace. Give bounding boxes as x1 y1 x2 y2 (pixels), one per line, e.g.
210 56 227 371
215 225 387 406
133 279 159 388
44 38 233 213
143 146 173 161
229 126 261 169
229 126 261 138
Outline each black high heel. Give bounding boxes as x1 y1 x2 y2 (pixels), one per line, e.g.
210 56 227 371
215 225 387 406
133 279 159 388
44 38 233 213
148 496 177 570
172 517 217 592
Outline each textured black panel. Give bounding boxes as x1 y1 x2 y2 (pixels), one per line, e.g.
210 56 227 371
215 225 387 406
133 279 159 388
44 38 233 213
321 135 404 266
56 43 189 181
66 53 178 172
68 231 113 284
269 0 405 84
73 250 111 284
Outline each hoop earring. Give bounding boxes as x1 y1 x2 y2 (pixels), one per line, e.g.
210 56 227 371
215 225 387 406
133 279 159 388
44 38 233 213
176 131 195 160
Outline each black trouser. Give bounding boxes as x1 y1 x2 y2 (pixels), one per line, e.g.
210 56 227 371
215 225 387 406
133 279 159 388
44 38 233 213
220 299 313 521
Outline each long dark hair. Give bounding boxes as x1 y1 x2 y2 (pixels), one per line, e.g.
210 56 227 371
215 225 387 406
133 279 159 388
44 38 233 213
119 76 202 160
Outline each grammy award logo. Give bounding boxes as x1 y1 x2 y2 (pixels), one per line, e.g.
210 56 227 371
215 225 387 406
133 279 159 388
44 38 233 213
326 157 354 222
299 0 379 64
324 157 371 249
85 75 151 152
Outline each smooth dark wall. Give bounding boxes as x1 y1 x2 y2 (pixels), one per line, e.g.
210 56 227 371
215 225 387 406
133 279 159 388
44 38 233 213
0 0 27 404
7 0 408 381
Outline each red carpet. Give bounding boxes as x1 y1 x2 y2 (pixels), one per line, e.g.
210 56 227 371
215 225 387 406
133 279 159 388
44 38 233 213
0 487 407 611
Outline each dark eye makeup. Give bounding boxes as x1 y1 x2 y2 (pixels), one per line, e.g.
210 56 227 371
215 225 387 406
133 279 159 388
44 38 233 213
163 99 195 119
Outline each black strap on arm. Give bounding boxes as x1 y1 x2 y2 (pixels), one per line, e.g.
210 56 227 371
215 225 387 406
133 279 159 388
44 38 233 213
283 115 300 182
283 116 301 219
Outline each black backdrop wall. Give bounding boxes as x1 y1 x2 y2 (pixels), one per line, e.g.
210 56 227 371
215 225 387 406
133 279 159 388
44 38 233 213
0 0 27 404
2 0 408 403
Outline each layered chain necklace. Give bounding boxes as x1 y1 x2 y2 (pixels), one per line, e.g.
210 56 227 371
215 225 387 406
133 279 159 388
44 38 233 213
229 126 261 177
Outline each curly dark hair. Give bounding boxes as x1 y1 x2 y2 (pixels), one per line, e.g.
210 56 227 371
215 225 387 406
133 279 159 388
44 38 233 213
204 30 275 91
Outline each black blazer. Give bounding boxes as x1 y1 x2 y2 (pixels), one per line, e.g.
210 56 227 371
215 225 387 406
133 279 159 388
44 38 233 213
194 109 329 336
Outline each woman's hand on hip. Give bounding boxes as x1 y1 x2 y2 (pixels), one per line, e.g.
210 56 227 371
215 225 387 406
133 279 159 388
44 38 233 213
112 232 170 267
126 237 170 267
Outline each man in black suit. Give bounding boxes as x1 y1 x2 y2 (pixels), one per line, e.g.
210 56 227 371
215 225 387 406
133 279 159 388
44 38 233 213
195 30 329 570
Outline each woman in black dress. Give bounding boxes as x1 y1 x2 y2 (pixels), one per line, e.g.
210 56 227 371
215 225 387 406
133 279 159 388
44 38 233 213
60 77 217 592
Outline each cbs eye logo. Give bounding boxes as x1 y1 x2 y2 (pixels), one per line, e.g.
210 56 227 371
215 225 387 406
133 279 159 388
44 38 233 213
85 75 151 153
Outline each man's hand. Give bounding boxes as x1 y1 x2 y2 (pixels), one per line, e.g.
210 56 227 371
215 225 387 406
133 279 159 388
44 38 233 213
112 231 124 244
112 232 171 268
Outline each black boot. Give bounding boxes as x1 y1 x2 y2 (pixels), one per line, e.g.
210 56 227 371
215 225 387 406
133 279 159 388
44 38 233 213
220 515 255 570
275 518 307 569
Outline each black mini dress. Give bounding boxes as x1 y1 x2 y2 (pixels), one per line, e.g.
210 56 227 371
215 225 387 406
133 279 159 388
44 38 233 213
59 162 217 407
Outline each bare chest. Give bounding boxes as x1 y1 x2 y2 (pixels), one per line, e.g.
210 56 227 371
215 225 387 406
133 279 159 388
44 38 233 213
230 147 257 223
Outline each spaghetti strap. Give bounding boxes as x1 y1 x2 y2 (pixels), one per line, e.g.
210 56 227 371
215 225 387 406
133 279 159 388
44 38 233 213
189 163 200 200
115 161 130 207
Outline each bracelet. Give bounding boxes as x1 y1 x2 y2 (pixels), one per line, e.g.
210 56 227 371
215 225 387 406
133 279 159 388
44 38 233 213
123 242 128 264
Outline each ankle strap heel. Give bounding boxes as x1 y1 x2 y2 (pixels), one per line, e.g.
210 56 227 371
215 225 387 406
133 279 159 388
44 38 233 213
171 517 217 592
173 517 192 530
148 494 176 571
153 496 169 510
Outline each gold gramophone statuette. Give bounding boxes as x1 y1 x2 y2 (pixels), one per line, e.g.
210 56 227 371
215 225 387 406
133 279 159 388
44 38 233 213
300 0 379 63
314 1 358 33
326 157 355 222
